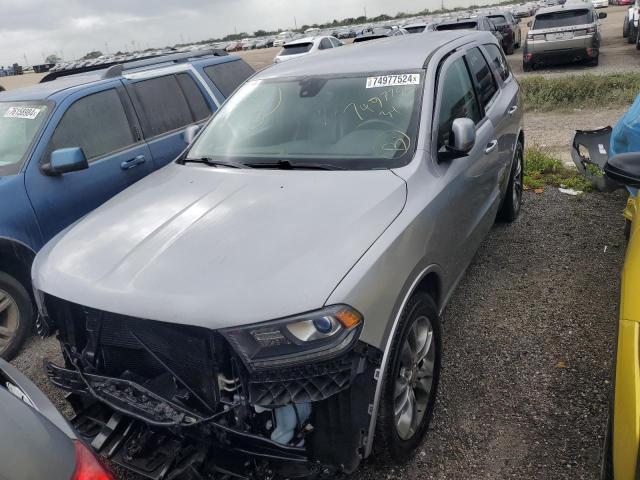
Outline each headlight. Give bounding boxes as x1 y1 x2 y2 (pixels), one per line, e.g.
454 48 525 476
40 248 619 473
221 305 363 371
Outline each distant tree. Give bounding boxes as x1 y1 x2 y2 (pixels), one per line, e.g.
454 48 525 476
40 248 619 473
81 50 103 60
254 29 269 37
45 54 61 64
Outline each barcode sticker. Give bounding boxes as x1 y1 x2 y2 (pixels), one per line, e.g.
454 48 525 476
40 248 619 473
4 106 42 120
366 74 421 88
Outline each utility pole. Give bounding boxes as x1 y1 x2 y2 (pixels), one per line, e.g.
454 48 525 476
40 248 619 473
23 53 29 67
364 6 367 19
104 42 109 54
294 16 298 29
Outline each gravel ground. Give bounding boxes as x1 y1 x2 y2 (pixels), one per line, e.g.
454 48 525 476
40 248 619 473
11 187 627 479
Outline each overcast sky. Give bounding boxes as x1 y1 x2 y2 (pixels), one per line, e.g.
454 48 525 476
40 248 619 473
0 0 483 66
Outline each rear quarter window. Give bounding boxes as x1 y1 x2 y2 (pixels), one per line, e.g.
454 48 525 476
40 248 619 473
203 60 255 97
484 43 511 82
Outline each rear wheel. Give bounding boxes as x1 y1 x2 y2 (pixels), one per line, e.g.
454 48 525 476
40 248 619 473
623 15 630 38
506 42 515 55
523 62 533 72
497 141 524 222
629 23 637 43
0 271 33 361
375 293 441 462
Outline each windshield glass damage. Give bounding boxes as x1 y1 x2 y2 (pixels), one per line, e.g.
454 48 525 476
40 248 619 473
187 72 424 170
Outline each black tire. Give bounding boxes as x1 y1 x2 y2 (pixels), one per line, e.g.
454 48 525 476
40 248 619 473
631 25 638 44
497 141 524 223
623 16 630 38
514 32 521 49
0 271 33 361
625 218 632 241
600 398 614 480
523 62 533 72
506 42 515 55
590 54 600 67
375 293 441 463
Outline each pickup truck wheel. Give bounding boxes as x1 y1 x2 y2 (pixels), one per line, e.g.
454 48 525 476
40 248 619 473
0 271 33 361
375 293 441 462
506 43 515 55
629 24 636 43
497 141 524 222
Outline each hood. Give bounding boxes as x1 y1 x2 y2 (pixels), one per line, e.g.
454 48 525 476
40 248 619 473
33 163 406 329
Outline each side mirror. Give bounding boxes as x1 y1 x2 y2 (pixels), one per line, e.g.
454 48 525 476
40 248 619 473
599 12 607 19
183 124 201 145
448 118 476 155
516 18 521 24
604 152 640 187
527 21 533 28
41 147 88 176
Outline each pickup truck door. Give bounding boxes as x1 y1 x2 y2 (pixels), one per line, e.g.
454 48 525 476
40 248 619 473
24 83 153 242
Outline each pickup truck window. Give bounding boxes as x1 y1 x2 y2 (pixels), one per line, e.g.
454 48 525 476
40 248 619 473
0 101 49 176
203 60 255 97
48 89 134 162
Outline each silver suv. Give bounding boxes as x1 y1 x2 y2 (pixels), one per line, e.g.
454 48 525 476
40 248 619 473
523 3 607 71
34 31 524 479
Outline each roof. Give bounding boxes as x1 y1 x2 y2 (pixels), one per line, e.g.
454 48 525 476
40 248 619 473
536 2 594 15
0 52 236 102
283 36 319 46
0 71 106 101
258 30 482 79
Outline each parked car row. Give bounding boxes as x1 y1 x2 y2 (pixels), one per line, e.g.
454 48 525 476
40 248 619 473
3 29 524 479
523 2 607 71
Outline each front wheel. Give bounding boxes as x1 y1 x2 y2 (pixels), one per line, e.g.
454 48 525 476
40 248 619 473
623 16 630 38
0 271 33 361
375 293 441 462
497 141 524 222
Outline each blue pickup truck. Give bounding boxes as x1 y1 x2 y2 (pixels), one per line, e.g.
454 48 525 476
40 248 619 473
0 50 254 359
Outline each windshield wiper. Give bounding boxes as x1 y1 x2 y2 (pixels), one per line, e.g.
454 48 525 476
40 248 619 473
245 160 345 170
183 157 250 169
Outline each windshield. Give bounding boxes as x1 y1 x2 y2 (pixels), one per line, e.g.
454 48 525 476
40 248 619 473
281 43 313 55
488 15 508 25
436 21 478 30
534 10 591 29
0 101 49 176
187 73 424 170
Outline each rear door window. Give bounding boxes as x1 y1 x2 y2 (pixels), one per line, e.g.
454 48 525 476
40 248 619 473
330 37 342 48
129 73 213 138
203 60 255 97
484 43 511 82
465 47 498 109
533 9 591 29
436 57 482 150
175 73 212 122
48 89 135 161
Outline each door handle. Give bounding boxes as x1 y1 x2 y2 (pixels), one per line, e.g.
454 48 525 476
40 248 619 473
508 105 518 116
121 155 146 170
485 140 498 154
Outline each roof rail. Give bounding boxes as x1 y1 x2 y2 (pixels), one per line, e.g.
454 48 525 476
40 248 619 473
40 49 229 83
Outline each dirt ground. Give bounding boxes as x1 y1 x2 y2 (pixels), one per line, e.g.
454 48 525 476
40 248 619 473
13 188 628 480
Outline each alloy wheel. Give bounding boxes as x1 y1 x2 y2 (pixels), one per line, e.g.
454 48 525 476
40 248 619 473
0 288 19 353
394 315 435 440
513 148 523 212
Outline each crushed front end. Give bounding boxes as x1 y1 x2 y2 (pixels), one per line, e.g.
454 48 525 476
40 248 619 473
42 295 379 479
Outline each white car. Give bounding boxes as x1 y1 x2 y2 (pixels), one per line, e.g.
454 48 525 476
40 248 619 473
592 0 609 7
274 36 343 63
273 31 293 48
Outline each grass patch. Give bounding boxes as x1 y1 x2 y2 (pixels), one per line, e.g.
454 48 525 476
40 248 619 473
524 147 593 192
520 73 640 112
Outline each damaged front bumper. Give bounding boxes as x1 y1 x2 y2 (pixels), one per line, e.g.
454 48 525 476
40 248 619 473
44 295 380 479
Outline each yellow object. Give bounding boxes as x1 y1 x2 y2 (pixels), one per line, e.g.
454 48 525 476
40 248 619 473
614 191 640 479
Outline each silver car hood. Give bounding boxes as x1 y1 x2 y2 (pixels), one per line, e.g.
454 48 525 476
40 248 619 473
33 163 406 329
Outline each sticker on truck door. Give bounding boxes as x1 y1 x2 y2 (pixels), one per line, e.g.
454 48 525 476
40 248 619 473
3 106 42 120
366 74 421 88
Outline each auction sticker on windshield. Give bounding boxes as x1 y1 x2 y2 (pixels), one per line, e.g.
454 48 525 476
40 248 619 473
3 106 42 120
366 74 420 88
